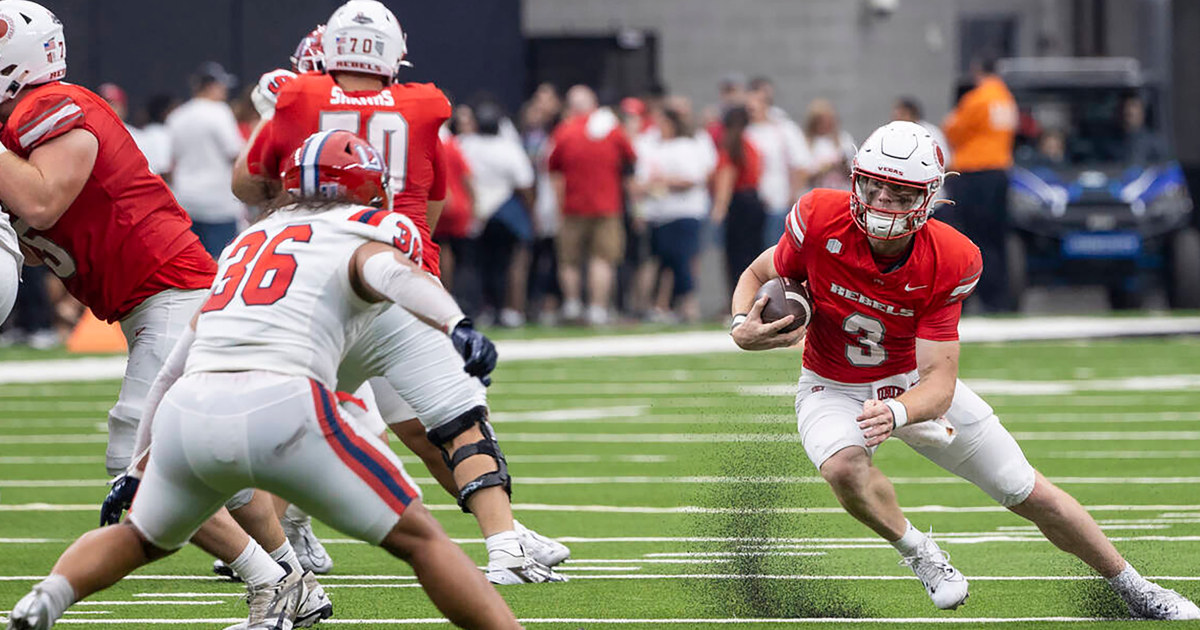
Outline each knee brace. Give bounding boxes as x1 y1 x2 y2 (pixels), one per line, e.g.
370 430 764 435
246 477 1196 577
426 405 511 513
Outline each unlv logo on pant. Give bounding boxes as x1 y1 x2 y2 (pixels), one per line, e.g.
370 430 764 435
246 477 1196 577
876 385 905 400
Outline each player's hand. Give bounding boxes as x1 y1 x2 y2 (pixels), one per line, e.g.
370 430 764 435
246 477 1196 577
100 473 140 526
731 296 806 351
857 399 895 448
450 319 498 386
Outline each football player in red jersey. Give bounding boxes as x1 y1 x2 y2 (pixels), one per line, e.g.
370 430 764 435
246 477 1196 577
0 3 339 628
0 0 216 476
231 0 568 584
729 121 1199 619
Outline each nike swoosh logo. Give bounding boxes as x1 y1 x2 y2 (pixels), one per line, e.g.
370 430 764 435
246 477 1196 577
904 284 928 291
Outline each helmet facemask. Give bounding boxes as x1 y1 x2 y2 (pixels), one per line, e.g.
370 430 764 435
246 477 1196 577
850 170 934 240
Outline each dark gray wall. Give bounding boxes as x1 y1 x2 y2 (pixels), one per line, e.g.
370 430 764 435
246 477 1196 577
37 0 524 113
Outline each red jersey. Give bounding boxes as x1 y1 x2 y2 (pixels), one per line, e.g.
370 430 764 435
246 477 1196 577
547 113 636 217
434 136 472 240
247 73 451 275
772 189 981 383
716 139 762 192
1 82 215 322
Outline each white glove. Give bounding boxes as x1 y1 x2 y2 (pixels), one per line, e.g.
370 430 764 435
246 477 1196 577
252 69 297 119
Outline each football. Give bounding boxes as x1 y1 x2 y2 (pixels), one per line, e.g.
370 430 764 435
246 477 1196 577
754 277 812 333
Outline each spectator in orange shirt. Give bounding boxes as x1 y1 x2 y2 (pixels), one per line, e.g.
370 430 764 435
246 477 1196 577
548 85 636 325
943 55 1018 312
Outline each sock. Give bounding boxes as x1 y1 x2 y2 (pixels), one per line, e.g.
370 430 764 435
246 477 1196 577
484 530 524 567
269 539 301 575
34 574 76 623
229 540 286 588
889 520 927 557
1107 562 1146 594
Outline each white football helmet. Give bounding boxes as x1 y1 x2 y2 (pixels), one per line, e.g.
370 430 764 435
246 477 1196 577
323 0 407 82
0 0 66 103
850 120 946 240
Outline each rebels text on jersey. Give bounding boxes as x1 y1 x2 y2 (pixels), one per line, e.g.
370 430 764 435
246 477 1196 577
246 73 450 275
773 189 982 383
0 82 216 322
187 205 422 389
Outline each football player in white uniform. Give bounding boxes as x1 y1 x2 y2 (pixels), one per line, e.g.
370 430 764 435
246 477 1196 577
5 130 522 630
0 206 19 326
235 3 568 584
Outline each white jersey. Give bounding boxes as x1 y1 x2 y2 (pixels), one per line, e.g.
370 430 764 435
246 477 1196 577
186 203 422 388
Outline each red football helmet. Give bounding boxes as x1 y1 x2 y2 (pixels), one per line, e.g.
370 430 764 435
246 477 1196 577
290 25 325 74
282 130 387 206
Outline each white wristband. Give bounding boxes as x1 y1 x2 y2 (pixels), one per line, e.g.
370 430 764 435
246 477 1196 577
729 313 748 334
885 399 909 430
0 142 8 157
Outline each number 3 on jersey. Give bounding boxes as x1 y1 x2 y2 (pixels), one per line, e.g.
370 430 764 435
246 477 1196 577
202 225 313 313
320 111 409 194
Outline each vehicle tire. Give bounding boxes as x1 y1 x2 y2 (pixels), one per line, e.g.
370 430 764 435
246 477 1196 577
1004 232 1027 311
1166 226 1200 309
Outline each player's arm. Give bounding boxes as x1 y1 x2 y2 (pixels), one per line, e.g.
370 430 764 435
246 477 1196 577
857 339 960 448
232 118 280 205
0 129 98 230
349 241 497 383
729 246 805 351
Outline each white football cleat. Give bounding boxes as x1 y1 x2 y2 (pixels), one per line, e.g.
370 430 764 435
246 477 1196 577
1120 581 1200 620
514 520 570 567
223 563 305 630
293 571 333 628
6 587 56 630
486 557 569 585
281 506 333 575
899 538 969 610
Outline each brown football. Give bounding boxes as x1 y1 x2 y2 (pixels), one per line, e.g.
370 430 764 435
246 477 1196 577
753 277 812 333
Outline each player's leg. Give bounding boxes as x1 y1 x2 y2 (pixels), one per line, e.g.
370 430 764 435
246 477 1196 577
796 378 968 610
261 380 520 629
105 289 206 475
341 309 568 580
911 380 1199 620
8 380 237 630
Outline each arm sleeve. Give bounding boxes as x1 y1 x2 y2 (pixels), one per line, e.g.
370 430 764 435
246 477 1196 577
360 251 464 332
14 95 86 151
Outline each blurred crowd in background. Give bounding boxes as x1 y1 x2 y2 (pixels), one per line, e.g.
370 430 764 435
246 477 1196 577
1 58 1012 347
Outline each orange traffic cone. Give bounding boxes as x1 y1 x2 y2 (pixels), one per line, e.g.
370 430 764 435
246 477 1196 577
66 309 127 353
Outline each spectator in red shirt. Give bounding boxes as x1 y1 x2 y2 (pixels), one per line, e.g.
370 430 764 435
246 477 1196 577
710 106 765 299
434 131 473 296
547 85 636 325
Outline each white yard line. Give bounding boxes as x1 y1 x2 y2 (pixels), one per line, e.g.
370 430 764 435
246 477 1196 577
5 502 1200 514
7 475 1200 489
0 617 1126 625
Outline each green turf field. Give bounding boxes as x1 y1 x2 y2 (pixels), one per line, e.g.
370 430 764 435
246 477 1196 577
2 336 1200 629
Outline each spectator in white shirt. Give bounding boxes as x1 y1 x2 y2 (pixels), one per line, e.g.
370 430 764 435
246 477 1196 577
631 107 712 323
166 62 245 257
803 98 855 191
458 101 536 328
745 87 811 248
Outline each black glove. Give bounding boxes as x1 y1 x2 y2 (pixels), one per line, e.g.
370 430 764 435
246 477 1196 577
450 319 497 386
100 473 140 526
